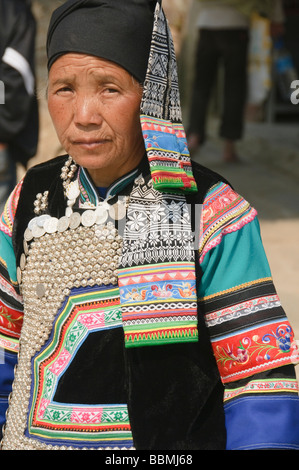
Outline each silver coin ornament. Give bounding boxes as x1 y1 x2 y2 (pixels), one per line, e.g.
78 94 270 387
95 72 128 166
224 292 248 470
44 217 58 234
57 216 70 232
69 211 81 229
4 166 145 450
81 209 97 227
18 175 130 302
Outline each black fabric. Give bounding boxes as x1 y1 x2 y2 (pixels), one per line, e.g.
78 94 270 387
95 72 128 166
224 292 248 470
226 365 297 396
201 279 286 340
47 0 158 83
54 328 127 405
125 316 226 450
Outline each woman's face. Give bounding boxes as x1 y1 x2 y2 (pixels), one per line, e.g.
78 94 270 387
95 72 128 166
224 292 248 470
48 53 145 187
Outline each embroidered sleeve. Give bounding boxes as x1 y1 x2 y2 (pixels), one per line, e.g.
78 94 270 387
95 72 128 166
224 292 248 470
0 180 24 439
198 182 299 449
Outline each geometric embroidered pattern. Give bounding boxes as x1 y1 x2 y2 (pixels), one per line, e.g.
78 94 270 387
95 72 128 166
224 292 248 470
119 175 198 347
205 294 281 329
199 182 257 264
141 4 197 193
27 286 133 448
119 261 198 347
0 179 23 238
224 379 299 402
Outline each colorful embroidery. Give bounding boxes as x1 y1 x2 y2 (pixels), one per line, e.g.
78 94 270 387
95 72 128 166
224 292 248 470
199 182 257 263
224 378 299 402
205 294 281 328
212 320 299 383
119 262 198 347
0 333 19 353
140 4 197 193
0 300 23 338
201 277 299 383
119 176 198 347
28 286 133 448
0 273 22 303
141 116 196 193
0 179 23 237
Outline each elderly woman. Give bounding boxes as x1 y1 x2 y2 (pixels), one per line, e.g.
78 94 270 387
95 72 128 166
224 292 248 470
0 0 298 451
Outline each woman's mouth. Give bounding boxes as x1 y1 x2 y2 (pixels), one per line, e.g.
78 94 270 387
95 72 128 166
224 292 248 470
73 139 109 150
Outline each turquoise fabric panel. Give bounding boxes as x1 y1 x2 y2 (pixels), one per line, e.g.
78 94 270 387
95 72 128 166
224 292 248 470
199 217 272 298
0 231 17 283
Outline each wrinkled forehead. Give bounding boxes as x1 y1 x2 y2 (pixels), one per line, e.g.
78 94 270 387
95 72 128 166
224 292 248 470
48 53 143 93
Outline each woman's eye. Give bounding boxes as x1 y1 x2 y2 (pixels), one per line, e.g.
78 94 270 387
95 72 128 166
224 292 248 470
105 87 119 94
57 86 73 94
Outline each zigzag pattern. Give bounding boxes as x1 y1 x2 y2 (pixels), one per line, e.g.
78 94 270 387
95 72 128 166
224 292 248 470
125 324 198 348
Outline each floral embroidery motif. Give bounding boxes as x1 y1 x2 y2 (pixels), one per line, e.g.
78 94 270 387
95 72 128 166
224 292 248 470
213 321 299 383
0 302 23 337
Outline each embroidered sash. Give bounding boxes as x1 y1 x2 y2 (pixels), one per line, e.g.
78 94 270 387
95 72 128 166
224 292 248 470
118 174 198 347
117 4 199 346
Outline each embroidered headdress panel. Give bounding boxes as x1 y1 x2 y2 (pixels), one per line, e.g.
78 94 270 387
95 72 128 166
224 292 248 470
140 3 197 193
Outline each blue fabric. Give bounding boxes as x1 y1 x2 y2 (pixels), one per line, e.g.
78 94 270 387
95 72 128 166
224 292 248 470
97 186 108 199
0 350 17 439
224 395 299 449
0 350 17 396
0 397 8 440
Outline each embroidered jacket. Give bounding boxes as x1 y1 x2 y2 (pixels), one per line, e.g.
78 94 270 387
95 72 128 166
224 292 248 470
0 156 298 450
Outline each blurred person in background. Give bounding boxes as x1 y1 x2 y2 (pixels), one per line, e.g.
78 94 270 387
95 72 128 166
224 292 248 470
0 0 39 212
187 0 284 162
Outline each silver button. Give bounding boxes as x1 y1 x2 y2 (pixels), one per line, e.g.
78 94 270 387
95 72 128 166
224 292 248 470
57 216 70 232
81 210 97 227
44 217 59 234
69 211 81 230
36 283 46 298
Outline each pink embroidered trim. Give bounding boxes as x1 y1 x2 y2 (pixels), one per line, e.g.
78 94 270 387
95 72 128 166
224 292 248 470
224 378 299 402
0 179 23 238
199 207 257 264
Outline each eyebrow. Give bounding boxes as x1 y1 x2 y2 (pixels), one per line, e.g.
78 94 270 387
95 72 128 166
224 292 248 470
49 76 76 88
49 72 123 87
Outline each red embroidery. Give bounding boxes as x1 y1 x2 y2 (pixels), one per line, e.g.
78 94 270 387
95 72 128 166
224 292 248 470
0 301 23 338
213 321 299 383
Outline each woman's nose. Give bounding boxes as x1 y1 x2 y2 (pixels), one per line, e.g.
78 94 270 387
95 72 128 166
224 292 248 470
74 93 102 128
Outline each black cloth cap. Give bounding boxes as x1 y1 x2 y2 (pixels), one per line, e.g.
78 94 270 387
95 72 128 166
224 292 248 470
47 0 158 83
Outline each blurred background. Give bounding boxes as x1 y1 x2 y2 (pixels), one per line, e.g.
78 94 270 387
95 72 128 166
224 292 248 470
20 1 299 345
